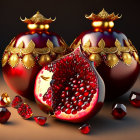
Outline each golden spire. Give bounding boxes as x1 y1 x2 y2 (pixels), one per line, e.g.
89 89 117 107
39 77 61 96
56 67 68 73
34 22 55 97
20 11 56 30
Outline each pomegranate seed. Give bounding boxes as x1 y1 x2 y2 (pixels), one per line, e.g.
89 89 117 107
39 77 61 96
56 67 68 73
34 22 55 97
84 92 89 96
61 94 65 98
73 85 78 88
90 82 97 88
129 91 140 107
78 100 83 106
112 103 127 119
80 87 85 92
78 81 81 84
83 97 86 101
12 96 23 108
76 88 80 91
62 91 66 94
34 116 47 126
91 89 96 94
75 92 80 96
57 106 61 109
65 87 69 91
86 85 91 90
70 105 73 109
73 80 77 84
0 107 11 123
17 103 33 119
76 74 80 79
67 104 70 108
79 95 83 99
81 104 86 109
55 110 61 115
65 108 71 114
72 109 77 114
85 102 90 107
71 96 76 101
61 99 65 103
80 83 84 87
70 78 73 81
73 100 77 105
79 124 91 134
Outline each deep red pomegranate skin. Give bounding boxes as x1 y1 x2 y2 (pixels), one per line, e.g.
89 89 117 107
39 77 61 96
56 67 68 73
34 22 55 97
2 31 66 100
71 30 140 100
34 47 105 123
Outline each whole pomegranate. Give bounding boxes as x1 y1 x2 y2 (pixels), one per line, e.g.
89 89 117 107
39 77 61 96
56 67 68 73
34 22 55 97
2 12 68 100
34 46 105 123
70 9 140 100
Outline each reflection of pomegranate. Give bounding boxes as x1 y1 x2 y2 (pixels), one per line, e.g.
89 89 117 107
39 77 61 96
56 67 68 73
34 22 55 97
2 12 68 100
70 9 140 100
34 47 105 123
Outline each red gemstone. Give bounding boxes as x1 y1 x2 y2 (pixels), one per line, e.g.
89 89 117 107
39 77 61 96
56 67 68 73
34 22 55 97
79 123 91 134
17 103 33 119
112 103 127 119
129 92 140 107
12 96 23 108
0 107 11 123
34 116 47 126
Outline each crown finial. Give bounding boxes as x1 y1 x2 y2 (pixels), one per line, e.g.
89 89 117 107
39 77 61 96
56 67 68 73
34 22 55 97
20 11 56 30
85 9 122 30
85 9 121 21
21 11 56 24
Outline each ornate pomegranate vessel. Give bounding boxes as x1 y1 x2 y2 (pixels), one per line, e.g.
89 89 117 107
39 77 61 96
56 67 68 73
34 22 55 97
2 12 68 100
70 9 140 100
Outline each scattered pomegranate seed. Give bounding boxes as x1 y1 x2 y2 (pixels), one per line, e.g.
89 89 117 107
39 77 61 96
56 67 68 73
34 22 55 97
34 116 47 126
79 123 91 134
112 103 127 119
17 103 33 119
12 96 23 108
129 91 140 107
0 107 11 123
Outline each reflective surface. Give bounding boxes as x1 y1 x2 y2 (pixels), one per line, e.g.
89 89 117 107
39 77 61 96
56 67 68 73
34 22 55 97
73 29 140 100
2 31 66 100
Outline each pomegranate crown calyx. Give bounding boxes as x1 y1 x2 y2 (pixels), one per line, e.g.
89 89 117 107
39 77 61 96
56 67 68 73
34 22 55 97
85 9 122 21
20 11 56 24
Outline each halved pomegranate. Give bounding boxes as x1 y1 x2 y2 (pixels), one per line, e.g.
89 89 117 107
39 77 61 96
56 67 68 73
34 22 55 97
34 46 105 123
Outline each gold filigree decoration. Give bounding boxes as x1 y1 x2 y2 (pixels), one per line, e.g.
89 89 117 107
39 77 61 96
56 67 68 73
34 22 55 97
2 38 67 69
70 39 81 50
105 54 119 68
122 53 132 65
85 9 121 21
22 54 35 69
38 54 52 66
89 54 102 67
2 53 9 67
8 54 19 68
21 11 56 24
70 38 139 68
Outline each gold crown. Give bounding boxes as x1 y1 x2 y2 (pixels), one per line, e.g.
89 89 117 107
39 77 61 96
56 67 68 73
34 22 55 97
85 9 121 21
21 11 56 24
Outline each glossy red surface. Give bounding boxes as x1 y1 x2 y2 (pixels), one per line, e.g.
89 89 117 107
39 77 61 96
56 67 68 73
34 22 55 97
2 31 66 100
73 29 140 100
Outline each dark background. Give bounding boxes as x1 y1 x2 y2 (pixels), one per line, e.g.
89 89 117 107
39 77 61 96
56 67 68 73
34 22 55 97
0 0 140 69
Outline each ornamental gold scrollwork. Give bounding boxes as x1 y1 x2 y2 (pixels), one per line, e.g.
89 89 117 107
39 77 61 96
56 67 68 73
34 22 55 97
2 38 68 68
71 38 139 68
